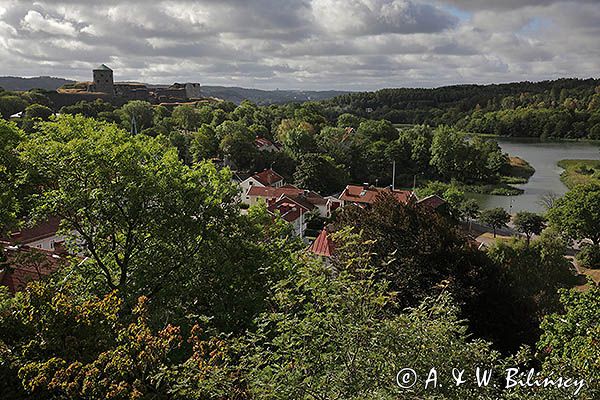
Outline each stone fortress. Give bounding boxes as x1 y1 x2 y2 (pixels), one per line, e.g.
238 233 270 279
48 64 203 108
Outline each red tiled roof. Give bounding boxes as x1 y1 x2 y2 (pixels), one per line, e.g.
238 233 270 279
267 196 311 223
339 185 413 205
4 217 61 244
1 243 66 293
247 185 303 198
417 194 447 209
254 137 281 150
252 169 284 186
309 228 334 257
292 191 327 206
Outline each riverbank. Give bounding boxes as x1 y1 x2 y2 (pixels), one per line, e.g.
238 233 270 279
557 159 600 189
462 156 535 195
473 133 600 144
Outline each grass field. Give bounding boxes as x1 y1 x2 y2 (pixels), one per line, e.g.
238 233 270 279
557 159 600 188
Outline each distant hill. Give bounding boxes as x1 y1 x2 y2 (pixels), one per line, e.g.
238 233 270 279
195 86 349 105
0 76 75 91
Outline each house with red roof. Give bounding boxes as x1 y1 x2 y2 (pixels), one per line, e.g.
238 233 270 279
3 217 65 252
244 184 304 206
1 243 67 293
267 195 314 237
339 184 416 208
308 228 335 258
254 137 282 152
416 194 447 211
240 168 286 204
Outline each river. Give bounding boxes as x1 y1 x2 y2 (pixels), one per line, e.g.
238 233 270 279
471 138 599 213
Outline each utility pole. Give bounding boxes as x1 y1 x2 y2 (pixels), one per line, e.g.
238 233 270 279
392 160 396 190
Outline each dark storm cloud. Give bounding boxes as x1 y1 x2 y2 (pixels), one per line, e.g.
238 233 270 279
0 0 598 90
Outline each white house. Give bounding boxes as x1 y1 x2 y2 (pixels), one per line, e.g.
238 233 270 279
239 168 285 202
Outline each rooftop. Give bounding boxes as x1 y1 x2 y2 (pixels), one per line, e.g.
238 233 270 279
94 64 112 71
252 168 284 186
339 185 414 206
1 243 66 293
308 228 335 257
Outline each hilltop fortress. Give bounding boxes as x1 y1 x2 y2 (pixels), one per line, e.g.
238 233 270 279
47 64 203 108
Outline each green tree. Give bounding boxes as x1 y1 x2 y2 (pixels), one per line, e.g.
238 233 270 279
0 283 189 399
0 95 27 119
190 124 219 162
479 207 510 237
293 153 348 194
275 119 317 159
429 125 469 181
19 115 239 296
513 211 546 245
19 115 296 333
218 120 257 170
118 100 154 133
0 119 24 233
547 183 600 245
537 285 600 398
172 104 202 131
483 232 577 350
356 119 397 142
243 230 502 399
336 112 362 128
334 194 492 310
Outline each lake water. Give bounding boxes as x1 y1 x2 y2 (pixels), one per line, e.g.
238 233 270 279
471 138 599 213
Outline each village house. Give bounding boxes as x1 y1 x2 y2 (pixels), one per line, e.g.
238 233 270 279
0 243 67 294
254 137 281 152
1 218 70 293
338 184 416 208
4 217 65 252
267 195 313 237
239 168 285 200
308 228 335 259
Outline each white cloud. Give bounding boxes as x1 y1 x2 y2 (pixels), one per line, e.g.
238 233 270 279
21 10 77 36
0 0 597 90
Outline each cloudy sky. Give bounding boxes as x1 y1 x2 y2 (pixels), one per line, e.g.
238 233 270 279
0 0 598 90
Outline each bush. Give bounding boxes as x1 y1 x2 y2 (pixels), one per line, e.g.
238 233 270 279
576 243 600 269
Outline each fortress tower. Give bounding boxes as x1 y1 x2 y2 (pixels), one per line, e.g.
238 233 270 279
92 64 114 96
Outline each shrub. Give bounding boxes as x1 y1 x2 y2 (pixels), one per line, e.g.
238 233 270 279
576 243 600 269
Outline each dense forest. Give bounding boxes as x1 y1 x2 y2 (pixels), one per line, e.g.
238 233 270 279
324 78 600 139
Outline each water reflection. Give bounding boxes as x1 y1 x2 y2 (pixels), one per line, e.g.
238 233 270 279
471 138 599 213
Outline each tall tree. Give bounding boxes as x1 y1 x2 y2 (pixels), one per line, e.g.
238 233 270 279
118 100 154 133
537 284 600 398
243 230 502 399
547 183 600 245
479 207 511 237
0 119 24 233
19 115 238 296
513 211 546 245
293 153 348 195
218 120 257 171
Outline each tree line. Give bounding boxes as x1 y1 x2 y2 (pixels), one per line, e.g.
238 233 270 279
324 78 600 139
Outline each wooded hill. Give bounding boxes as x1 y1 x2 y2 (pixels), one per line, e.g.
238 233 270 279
324 78 600 139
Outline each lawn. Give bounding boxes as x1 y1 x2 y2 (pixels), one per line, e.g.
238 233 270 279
557 159 600 189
